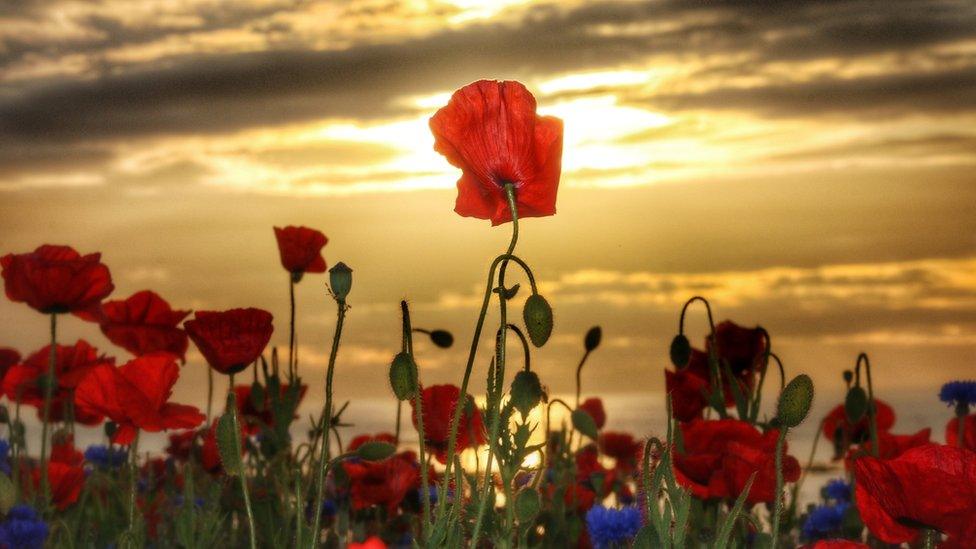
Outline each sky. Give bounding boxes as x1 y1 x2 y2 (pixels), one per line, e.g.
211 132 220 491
1 0 975 445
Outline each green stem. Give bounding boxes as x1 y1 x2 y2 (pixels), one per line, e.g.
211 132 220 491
855 353 880 456
401 301 432 540
228 388 258 549
310 300 347 547
206 367 214 424
575 350 592 408
128 431 140 535
771 428 787 548
956 405 968 448
39 312 57 507
289 277 297 377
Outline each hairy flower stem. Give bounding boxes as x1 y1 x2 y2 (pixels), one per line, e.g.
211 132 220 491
958 406 967 448
771 428 788 549
226 384 258 549
206 367 214 424
471 184 519 545
855 353 880 456
400 301 431 540
575 349 592 408
39 312 57 507
128 431 141 536
310 299 347 548
289 278 297 377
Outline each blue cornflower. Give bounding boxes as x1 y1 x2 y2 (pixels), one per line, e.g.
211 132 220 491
801 503 848 541
822 479 851 503
84 445 128 469
0 439 10 476
0 505 49 549
585 505 642 549
939 381 976 408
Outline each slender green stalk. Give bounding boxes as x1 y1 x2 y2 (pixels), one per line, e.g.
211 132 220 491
394 401 402 446
771 428 787 548
295 467 303 548
228 387 258 549
310 300 348 547
128 431 141 536
856 354 880 456
39 312 57 506
958 407 968 448
401 301 432 539
575 350 592 408
289 277 297 377
206 367 214 424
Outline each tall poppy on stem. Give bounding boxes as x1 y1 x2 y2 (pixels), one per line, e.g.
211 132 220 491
273 225 327 379
2 244 114 502
83 290 190 360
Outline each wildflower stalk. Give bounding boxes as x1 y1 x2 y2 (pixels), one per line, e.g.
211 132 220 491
855 353 880 456
206 367 214 424
289 277 297 377
575 348 593 408
470 184 519 545
400 301 431 539
771 427 787 548
225 379 258 549
955 403 967 449
310 295 348 548
39 312 57 507
128 431 140 537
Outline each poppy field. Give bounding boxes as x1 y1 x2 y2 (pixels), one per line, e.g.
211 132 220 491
0 80 974 549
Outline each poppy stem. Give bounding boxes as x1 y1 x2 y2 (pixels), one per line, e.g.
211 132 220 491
771 427 787 549
289 277 297 377
400 301 431 540
957 406 968 448
128 431 140 536
39 312 57 508
575 349 592 408
310 298 347 548
854 353 880 457
207 367 214 425
227 385 258 549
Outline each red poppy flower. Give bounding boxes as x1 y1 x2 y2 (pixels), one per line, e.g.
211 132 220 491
845 428 931 469
349 537 387 549
430 80 563 225
575 444 615 498
410 384 486 463
166 429 197 462
2 340 113 425
274 226 328 278
0 347 19 380
348 432 397 452
233 382 307 434
707 321 767 381
1 244 114 314
799 541 869 549
342 452 420 513
30 462 84 510
87 290 191 360
74 352 205 445
821 399 896 449
598 431 641 471
673 418 800 504
185 308 274 375
946 414 976 451
579 397 606 430
555 483 597 512
51 433 84 466
854 444 976 545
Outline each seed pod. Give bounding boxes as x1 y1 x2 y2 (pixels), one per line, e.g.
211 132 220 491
845 386 868 423
356 441 396 461
216 412 243 475
514 487 541 523
777 374 814 428
389 352 417 401
429 330 454 348
669 334 692 368
510 370 544 417
523 294 553 347
329 262 353 301
572 408 599 440
842 370 854 384
584 326 602 352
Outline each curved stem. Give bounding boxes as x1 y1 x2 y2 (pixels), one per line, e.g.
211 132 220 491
677 296 716 336
497 324 531 372
401 301 431 540
771 427 788 548
40 312 57 507
854 353 879 457
310 300 347 548
575 350 592 408
228 388 258 549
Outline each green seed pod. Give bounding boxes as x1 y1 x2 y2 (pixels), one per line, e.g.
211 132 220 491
584 326 602 352
389 352 417 401
523 294 553 348
845 386 868 423
216 412 243 475
329 262 353 301
513 487 542 523
510 370 544 417
669 334 692 369
572 408 599 440
429 330 454 348
777 374 815 428
356 441 396 461
0 473 15 515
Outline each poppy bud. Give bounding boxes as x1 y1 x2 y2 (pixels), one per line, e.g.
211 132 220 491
104 421 118 440
845 386 868 423
842 370 854 384
216 411 243 475
329 262 353 302
389 352 417 401
0 474 13 514
510 370 544 417
669 334 691 368
514 487 541 523
355 441 396 461
429 330 454 348
584 326 602 352
777 374 814 428
572 408 599 440
523 294 553 347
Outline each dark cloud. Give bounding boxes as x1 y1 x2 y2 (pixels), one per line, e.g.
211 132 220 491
768 133 976 162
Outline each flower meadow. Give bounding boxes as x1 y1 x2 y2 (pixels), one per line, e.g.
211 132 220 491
0 80 974 549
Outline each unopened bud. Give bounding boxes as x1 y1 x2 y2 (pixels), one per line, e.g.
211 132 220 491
842 370 854 384
356 441 396 461
429 330 454 348
216 412 243 475
845 386 868 423
514 487 541 523
584 326 602 352
777 374 814 428
523 294 553 347
389 352 417 401
329 262 353 301
670 334 691 369
510 370 544 417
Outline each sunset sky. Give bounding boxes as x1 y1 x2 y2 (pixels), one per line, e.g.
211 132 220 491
1 0 975 440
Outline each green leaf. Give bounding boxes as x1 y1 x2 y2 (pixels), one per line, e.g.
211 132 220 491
714 472 756 549
355 441 396 461
571 409 599 440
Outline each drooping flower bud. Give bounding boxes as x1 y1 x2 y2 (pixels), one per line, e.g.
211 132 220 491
584 326 602 352
777 374 814 428
845 386 868 423
356 441 396 461
510 370 544 417
216 411 243 475
429 330 454 348
514 487 542 523
523 294 553 347
669 334 691 368
842 370 854 384
389 352 417 401
329 262 353 302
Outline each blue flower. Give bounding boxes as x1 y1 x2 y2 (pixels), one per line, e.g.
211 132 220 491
939 381 976 408
0 439 10 476
585 505 641 548
801 503 848 541
822 479 851 503
84 445 128 469
0 505 49 549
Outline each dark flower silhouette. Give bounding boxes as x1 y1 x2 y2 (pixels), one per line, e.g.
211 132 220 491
274 226 328 279
185 308 273 375
1 245 113 314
